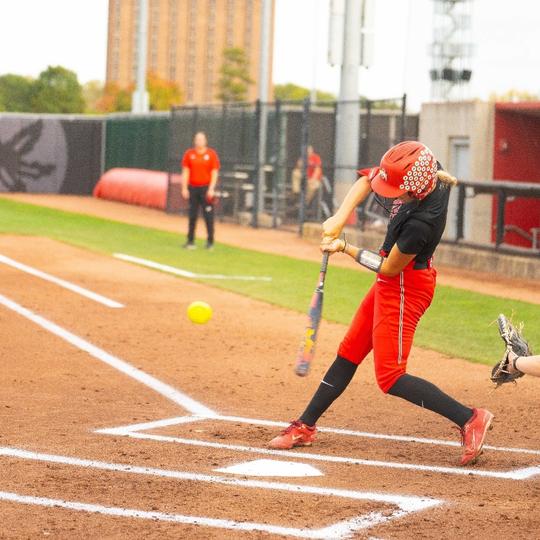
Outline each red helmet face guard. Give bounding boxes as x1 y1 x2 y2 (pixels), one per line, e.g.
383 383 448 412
371 141 438 200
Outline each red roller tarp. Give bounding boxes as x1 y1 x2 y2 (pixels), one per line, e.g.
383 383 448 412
93 168 182 210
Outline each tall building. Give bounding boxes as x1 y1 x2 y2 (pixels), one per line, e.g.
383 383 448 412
106 0 273 104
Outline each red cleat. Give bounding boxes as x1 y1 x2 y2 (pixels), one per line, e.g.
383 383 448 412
459 408 494 465
269 420 317 449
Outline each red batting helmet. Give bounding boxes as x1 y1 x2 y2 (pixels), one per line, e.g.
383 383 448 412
371 141 438 200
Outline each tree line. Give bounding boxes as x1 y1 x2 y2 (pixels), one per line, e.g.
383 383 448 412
0 66 185 114
0 47 257 113
13 45 521 114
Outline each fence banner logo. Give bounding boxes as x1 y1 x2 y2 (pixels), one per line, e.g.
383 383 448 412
0 119 67 193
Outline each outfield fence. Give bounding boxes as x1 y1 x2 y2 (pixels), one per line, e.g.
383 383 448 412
2 103 538 256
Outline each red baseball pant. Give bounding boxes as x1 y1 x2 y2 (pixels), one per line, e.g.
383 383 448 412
337 264 437 393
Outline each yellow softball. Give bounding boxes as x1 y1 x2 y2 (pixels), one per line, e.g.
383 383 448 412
187 301 213 324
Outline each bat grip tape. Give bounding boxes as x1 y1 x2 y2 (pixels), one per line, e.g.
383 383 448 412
320 252 329 273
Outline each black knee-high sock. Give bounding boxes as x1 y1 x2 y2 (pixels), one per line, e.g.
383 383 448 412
388 374 473 427
299 356 358 426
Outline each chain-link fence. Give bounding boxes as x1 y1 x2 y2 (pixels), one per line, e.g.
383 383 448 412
105 113 169 171
166 95 417 231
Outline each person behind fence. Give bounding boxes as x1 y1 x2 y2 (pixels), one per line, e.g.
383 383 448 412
291 145 323 204
181 131 220 250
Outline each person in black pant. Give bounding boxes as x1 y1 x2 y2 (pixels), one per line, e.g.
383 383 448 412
187 185 215 247
269 141 494 467
181 132 220 249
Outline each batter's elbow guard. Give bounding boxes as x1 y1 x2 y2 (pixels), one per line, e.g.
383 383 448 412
355 249 383 273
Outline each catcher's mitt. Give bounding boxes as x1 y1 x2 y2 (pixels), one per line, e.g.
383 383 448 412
491 313 532 387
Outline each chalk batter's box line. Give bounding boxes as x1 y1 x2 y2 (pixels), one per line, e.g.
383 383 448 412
0 253 124 308
0 446 441 539
114 253 273 281
0 490 400 540
96 415 540 481
101 413 540 456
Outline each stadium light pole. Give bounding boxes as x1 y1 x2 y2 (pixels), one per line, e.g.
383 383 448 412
132 0 149 113
310 0 320 103
256 0 273 225
333 0 362 204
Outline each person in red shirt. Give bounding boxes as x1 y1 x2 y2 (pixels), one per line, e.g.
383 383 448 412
291 145 323 204
181 132 220 249
305 145 323 204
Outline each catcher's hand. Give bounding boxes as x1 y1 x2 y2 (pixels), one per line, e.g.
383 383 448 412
491 313 532 387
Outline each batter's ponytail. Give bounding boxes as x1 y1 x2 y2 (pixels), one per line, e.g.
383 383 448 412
436 170 458 187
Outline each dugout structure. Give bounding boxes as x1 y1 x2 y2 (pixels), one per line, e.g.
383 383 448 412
420 100 540 256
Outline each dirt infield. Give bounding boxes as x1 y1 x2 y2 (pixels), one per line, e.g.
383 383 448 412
0 235 539 539
2 193 538 305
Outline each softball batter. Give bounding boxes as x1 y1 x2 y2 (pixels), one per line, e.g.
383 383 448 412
270 141 494 466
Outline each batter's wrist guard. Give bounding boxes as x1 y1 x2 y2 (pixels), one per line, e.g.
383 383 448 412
356 249 383 272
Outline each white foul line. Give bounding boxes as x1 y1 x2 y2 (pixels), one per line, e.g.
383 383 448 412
0 491 394 540
114 253 272 282
0 293 215 418
0 446 440 539
0 253 124 308
0 446 438 512
97 429 540 481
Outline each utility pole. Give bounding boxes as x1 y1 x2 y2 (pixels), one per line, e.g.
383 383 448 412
333 0 362 203
310 0 320 103
132 0 149 113
255 0 273 225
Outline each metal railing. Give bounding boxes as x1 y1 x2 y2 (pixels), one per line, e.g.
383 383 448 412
355 179 540 256
454 179 540 255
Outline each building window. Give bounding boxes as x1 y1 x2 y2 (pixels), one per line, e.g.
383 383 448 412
187 80 194 102
149 1 160 72
112 59 119 81
168 0 178 79
185 0 198 101
226 0 235 46
245 0 253 50
205 0 216 101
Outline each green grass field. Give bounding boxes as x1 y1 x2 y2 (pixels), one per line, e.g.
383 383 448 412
1 197 537 365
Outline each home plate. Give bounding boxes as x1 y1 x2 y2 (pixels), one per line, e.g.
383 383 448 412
215 459 324 477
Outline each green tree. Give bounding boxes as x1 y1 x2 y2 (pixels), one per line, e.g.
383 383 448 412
273 83 335 102
95 74 183 113
95 82 132 113
0 74 34 112
489 89 539 102
217 47 253 103
147 72 183 110
82 80 104 113
31 65 85 113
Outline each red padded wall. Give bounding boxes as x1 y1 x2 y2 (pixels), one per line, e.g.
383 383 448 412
492 103 540 247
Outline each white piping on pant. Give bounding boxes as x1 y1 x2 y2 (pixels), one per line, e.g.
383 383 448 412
398 272 405 364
